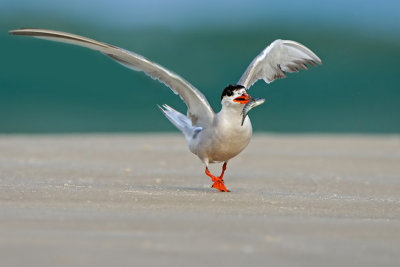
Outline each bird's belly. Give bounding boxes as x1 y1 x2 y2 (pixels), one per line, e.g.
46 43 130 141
196 125 252 163
207 140 249 163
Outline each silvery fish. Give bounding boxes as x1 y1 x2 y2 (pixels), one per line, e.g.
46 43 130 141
241 97 266 126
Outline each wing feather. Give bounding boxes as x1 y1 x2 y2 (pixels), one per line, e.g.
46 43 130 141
9 28 214 127
238 39 322 89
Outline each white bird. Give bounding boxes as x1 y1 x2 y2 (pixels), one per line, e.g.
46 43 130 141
10 28 322 192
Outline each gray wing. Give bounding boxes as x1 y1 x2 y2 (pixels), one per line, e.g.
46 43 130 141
238 39 322 89
9 28 214 127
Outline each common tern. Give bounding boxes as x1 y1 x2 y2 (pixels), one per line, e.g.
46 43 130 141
10 28 322 192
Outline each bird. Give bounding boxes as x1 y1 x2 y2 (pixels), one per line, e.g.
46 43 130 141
9 28 322 192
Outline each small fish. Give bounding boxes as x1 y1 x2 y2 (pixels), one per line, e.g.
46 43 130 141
241 97 266 126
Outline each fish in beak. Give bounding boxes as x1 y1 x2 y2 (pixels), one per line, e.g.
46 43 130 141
241 97 266 126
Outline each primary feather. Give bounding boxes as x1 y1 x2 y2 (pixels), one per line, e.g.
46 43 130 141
238 39 322 89
9 28 215 127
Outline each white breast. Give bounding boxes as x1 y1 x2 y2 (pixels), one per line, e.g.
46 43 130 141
189 111 253 164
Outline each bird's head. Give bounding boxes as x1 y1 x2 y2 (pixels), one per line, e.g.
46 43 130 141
221 84 252 109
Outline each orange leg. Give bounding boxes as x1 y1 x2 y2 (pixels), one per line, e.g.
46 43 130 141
205 162 230 192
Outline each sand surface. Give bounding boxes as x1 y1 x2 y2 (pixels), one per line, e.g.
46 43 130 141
0 134 399 267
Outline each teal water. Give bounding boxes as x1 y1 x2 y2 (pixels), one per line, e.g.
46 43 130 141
1 20 400 133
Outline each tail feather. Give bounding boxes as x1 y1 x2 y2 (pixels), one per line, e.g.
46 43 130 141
158 104 201 143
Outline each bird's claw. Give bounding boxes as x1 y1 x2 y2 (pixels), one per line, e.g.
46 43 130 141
205 165 230 192
212 180 230 192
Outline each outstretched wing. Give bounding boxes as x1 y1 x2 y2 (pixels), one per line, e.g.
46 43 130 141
238 39 322 89
9 28 214 127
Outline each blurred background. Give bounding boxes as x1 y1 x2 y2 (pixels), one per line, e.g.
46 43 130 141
1 0 399 133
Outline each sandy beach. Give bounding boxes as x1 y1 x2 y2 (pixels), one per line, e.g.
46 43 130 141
0 134 399 266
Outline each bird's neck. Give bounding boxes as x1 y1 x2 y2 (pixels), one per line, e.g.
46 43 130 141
217 104 249 128
221 101 245 113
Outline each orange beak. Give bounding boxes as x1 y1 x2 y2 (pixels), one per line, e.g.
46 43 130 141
233 92 252 104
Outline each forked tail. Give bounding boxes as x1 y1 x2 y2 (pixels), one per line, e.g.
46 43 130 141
158 104 202 143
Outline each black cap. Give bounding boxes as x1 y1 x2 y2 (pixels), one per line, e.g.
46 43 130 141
221 84 245 100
